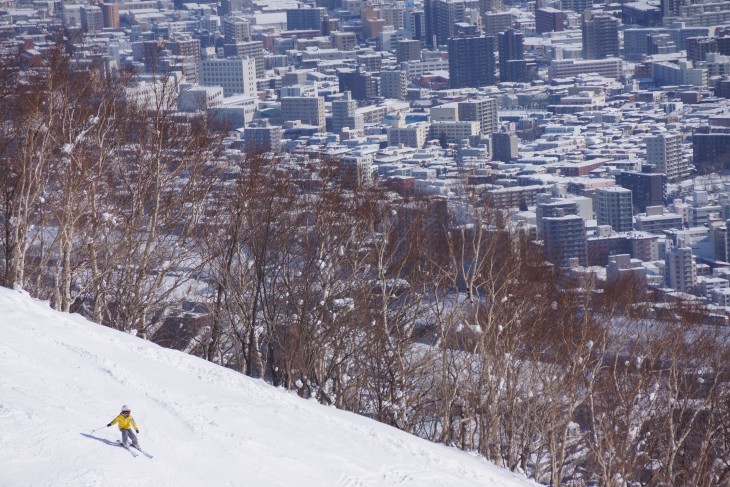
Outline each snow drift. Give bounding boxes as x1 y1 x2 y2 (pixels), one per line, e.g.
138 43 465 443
0 287 538 487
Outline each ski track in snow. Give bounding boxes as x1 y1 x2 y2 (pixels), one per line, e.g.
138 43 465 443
0 287 540 487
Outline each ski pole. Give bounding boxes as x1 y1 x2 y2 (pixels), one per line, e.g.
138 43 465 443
91 426 108 434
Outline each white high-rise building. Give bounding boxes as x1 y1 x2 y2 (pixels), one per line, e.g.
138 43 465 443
281 96 326 131
458 97 498 136
331 91 364 134
665 246 696 292
380 70 408 100
646 133 688 182
199 58 256 97
596 187 633 232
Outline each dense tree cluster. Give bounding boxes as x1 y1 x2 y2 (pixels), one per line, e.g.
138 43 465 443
2 43 730 486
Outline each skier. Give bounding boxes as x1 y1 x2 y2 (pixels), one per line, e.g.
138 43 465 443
107 405 140 448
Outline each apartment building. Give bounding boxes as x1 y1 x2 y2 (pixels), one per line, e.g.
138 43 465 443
199 57 256 97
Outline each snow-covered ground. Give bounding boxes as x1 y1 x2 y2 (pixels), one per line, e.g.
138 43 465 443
0 287 539 487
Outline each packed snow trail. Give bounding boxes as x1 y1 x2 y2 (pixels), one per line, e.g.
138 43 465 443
0 287 539 487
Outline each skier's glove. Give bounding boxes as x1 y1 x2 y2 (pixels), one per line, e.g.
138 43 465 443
136 430 139 434
107 423 111 427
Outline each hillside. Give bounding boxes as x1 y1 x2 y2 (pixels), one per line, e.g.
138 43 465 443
0 287 539 487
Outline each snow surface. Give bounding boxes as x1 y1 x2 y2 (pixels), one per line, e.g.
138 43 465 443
0 287 540 487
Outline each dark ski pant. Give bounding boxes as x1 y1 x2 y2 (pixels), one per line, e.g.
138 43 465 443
121 428 139 447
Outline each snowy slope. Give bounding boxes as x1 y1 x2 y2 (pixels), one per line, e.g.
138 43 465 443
0 287 539 487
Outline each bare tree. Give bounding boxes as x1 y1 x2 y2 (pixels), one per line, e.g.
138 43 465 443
0 44 61 289
92 72 220 334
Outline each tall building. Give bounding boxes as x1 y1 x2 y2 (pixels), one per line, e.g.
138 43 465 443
661 0 681 18
406 10 426 41
448 36 496 88
543 214 587 266
286 7 326 32
491 131 518 162
396 39 421 63
687 37 717 62
483 11 512 36
652 60 708 87
244 120 282 154
693 133 730 169
101 3 119 29
338 69 379 101
81 5 104 33
719 36 730 55
616 171 666 212
712 222 730 264
637 3 671 25
457 98 498 135
380 70 408 100
498 28 524 82
717 78 730 99
381 5 405 30
281 96 326 131
665 246 696 292
479 0 502 14
168 37 201 59
596 187 634 233
646 133 688 182
220 0 243 15
357 53 382 72
433 0 468 46
505 60 535 82
425 0 479 47
223 41 265 77
537 198 593 237
561 0 591 13
424 0 434 46
624 29 676 58
536 7 566 34
340 154 375 189
332 32 357 51
199 58 256 97
582 10 620 59
223 18 251 44
361 5 387 39
331 92 364 133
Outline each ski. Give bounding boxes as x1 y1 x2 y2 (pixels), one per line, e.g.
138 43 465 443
117 441 138 457
130 444 154 459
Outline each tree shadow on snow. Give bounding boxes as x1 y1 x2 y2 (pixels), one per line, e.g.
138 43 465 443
80 432 119 446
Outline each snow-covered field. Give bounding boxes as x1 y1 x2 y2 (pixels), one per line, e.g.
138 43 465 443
0 287 539 487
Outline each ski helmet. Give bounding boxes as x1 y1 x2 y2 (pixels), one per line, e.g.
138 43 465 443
121 405 131 412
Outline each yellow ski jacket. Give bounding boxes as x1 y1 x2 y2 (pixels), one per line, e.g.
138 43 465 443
109 414 138 430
